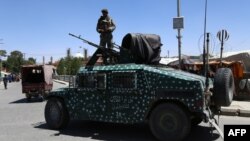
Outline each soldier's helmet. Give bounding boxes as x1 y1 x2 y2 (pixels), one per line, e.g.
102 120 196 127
101 9 108 13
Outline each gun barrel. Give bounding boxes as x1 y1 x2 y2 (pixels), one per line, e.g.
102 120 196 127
68 33 87 43
69 33 120 66
69 33 109 51
68 33 124 54
68 33 79 38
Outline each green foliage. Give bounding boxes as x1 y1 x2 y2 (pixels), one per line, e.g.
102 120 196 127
2 50 36 73
57 58 66 75
57 56 82 75
71 57 83 74
24 57 36 65
6 50 24 73
0 50 8 75
0 50 7 57
2 49 82 75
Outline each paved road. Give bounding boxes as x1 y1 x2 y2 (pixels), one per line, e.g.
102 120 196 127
0 81 250 141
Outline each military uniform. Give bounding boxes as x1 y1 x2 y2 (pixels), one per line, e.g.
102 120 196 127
96 9 116 49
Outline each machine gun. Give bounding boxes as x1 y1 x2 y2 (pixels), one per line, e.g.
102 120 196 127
69 33 120 67
69 33 162 67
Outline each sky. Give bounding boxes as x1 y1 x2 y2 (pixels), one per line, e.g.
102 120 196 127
0 0 250 63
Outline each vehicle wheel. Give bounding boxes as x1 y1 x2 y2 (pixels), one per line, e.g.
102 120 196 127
213 68 234 106
149 103 191 141
246 79 250 93
191 117 203 126
39 95 44 102
45 98 69 129
239 79 247 90
25 94 31 102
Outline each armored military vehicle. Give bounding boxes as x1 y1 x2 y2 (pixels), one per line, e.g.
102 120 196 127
44 33 233 141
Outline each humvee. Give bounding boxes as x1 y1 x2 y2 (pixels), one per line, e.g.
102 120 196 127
44 33 234 141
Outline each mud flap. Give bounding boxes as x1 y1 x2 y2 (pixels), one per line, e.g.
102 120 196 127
208 118 224 139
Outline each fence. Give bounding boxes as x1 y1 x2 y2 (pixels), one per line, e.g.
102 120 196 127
53 75 76 87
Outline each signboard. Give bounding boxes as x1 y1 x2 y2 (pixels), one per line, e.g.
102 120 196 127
217 29 229 42
173 17 184 29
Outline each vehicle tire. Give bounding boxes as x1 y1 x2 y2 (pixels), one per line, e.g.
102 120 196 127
45 98 69 129
246 79 250 93
149 103 191 141
239 79 247 90
39 95 44 102
25 94 31 102
191 117 203 126
213 68 234 106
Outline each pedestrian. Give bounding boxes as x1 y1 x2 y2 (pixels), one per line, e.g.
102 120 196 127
3 74 8 89
96 8 116 64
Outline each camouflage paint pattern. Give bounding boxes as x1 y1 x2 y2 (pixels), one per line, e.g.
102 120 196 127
49 64 208 124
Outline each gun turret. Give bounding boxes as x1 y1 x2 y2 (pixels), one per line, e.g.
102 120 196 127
69 33 119 67
69 33 162 67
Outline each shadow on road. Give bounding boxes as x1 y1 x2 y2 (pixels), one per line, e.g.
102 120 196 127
34 121 220 141
0 88 8 91
9 98 43 104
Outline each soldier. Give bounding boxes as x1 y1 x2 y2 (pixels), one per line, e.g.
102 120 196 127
96 9 116 64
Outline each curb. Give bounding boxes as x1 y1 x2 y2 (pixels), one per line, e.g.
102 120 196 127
53 79 69 85
220 107 250 117
239 109 250 117
220 107 239 116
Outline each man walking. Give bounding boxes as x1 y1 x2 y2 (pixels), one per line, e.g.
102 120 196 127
3 74 8 89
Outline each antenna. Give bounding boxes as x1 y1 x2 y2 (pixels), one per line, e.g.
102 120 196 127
203 0 210 92
203 0 208 76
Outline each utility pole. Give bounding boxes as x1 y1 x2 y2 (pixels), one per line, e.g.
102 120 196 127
43 56 45 65
67 48 71 58
84 48 88 61
0 39 4 78
50 56 53 65
177 0 182 69
173 0 184 69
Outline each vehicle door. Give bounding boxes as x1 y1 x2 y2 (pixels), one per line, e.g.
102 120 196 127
75 71 107 120
106 71 141 123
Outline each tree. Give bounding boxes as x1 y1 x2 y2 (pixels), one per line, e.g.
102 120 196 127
56 57 82 75
6 50 24 73
0 50 7 57
56 48 83 75
57 58 66 75
0 50 7 76
24 57 36 65
70 57 82 75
